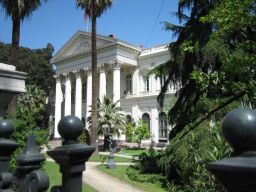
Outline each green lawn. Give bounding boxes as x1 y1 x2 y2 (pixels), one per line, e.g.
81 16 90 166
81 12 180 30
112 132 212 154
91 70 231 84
44 161 97 192
89 154 132 163
97 165 167 192
45 153 132 163
118 148 148 156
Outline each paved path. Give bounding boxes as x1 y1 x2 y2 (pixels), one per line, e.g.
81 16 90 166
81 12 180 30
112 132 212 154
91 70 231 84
83 162 144 192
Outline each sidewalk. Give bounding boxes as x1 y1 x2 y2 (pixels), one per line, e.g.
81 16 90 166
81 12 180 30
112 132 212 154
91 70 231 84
83 162 144 192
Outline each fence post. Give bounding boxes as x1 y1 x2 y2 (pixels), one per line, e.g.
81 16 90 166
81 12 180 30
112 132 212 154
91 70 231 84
207 108 256 192
13 133 49 192
47 115 95 192
0 119 19 192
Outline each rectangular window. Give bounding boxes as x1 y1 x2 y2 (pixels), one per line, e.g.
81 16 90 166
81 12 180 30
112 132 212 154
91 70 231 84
143 76 149 92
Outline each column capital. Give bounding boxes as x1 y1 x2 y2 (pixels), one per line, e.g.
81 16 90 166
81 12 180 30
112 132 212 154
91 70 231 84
87 67 92 75
113 61 121 70
73 69 82 78
62 72 72 80
54 74 62 82
99 64 106 73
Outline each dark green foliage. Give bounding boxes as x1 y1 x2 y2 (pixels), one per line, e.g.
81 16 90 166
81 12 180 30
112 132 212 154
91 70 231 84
126 148 165 187
159 122 231 192
126 166 165 186
138 148 162 174
0 42 54 95
156 0 256 138
78 129 91 145
9 85 49 170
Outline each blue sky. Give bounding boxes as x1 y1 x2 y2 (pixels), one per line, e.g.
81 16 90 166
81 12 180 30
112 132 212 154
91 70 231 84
0 0 179 54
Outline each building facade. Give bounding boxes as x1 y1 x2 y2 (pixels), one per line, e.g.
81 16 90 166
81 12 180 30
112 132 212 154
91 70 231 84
51 31 175 144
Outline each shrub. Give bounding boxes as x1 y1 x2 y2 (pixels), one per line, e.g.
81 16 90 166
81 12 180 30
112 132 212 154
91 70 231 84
125 122 135 142
158 121 231 192
78 129 91 145
126 166 164 186
138 148 162 174
133 119 151 148
8 85 49 170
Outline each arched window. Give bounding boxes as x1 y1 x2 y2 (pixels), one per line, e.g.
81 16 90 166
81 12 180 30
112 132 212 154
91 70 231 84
142 113 150 131
159 112 168 138
126 74 132 93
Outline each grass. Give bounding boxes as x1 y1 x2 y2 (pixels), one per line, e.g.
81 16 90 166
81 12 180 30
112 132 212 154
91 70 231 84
89 154 132 163
44 161 97 192
97 165 167 192
44 153 132 163
118 148 148 156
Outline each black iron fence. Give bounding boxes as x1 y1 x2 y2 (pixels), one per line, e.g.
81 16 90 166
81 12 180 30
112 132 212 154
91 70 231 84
1 108 256 192
0 115 95 192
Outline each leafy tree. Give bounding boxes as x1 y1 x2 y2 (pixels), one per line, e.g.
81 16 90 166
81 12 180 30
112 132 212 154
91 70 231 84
0 0 47 69
133 119 151 149
125 122 135 142
9 85 49 169
0 42 55 95
155 0 255 138
87 96 125 150
159 121 231 192
76 0 112 153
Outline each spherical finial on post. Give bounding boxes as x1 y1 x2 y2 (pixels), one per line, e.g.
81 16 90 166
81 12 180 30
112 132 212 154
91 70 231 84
58 115 83 144
222 108 256 154
0 119 14 139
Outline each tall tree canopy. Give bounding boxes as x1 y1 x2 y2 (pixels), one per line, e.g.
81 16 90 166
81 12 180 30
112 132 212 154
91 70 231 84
156 0 256 139
76 0 112 152
0 42 55 95
0 0 47 69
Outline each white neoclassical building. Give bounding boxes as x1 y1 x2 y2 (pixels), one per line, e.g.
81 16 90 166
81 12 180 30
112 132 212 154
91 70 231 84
51 31 176 145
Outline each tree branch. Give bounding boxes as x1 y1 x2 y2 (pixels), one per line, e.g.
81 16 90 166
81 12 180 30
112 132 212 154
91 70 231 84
178 91 246 140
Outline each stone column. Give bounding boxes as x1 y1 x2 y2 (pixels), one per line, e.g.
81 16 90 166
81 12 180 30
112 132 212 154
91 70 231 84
99 64 106 100
86 69 92 127
74 70 82 119
64 73 72 116
113 61 121 105
151 108 159 142
54 75 62 138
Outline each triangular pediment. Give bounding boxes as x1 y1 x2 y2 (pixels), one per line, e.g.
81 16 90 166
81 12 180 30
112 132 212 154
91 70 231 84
52 31 116 62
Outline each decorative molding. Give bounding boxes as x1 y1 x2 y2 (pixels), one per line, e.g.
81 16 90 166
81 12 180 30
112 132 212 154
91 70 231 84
62 72 71 81
73 69 82 78
112 60 121 70
99 64 106 73
87 67 92 75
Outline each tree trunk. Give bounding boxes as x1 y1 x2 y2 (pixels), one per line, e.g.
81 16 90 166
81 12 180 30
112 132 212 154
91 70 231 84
10 14 20 69
90 11 99 153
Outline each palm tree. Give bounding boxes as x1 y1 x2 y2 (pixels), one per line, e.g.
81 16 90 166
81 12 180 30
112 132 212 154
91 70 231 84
87 96 126 150
76 0 112 152
0 0 47 69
